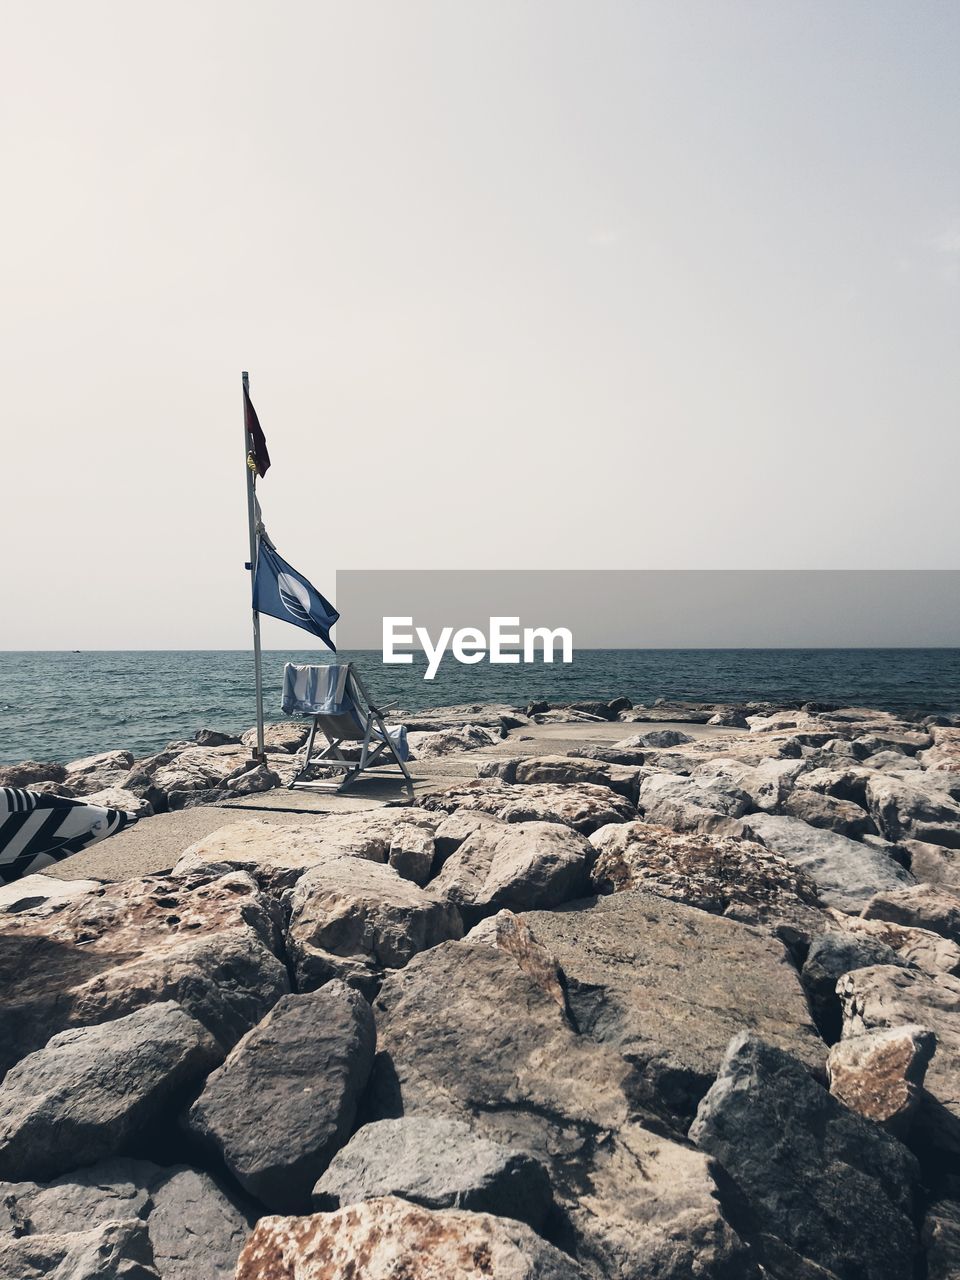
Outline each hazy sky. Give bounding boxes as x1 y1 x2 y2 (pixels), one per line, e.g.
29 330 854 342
3 1 958 649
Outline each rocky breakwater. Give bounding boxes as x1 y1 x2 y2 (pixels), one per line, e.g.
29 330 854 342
1 697 960 1277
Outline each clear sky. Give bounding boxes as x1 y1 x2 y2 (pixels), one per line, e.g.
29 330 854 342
2 1 958 649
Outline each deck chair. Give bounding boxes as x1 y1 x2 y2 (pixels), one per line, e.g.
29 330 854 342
281 662 414 800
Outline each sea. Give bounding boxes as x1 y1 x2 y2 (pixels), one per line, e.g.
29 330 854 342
1 649 959 766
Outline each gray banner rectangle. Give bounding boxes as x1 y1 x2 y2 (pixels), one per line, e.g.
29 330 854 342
334 570 960 651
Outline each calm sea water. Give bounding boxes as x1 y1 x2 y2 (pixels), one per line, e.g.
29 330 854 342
1 649 958 765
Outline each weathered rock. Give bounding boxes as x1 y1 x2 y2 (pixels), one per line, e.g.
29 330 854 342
630 728 694 748
408 724 497 758
689 1032 920 1280
780 788 877 838
619 702 714 723
149 746 255 798
695 756 807 813
0 1218 159 1279
370 942 754 1280
399 703 526 733
838 963 960 1156
0 1157 250 1279
919 725 960 775
194 728 241 747
431 821 593 925
0 1002 220 1181
638 773 753 835
568 743 648 766
187 983 375 1212
569 700 618 720
0 873 100 914
236 1198 588 1280
173 819 372 891
906 839 960 889
741 811 913 912
223 761 280 795
522 892 824 1127
80 785 154 818
416 777 635 834
313 1117 553 1230
923 1193 960 1280
64 750 136 795
0 870 289 1076
465 909 568 1010
285 856 462 995
240 722 310 752
793 764 873 806
480 754 641 799
0 760 67 788
432 809 507 861
825 908 960 978
827 1024 936 1137
801 930 904 1041
862 882 960 943
589 820 823 932
707 708 750 728
865 774 960 849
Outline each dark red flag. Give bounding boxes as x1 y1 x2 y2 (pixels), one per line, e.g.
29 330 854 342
243 385 271 478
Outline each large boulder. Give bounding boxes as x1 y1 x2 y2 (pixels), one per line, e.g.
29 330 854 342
416 777 635 834
865 774 960 849
907 839 960 890
638 772 753 836
186 983 375 1212
284 856 462 995
240 722 310 752
780 788 877 838
408 725 497 758
177 811 441 891
824 908 960 979
521 892 824 1127
838 963 960 1157
0 1218 158 1279
0 1002 220 1181
693 756 806 813
149 746 255 798
741 812 913 912
479 754 641 799
313 1117 553 1231
431 821 593 926
919 725 960 775
800 930 904 1041
0 1157 250 1279
64 750 136 795
370 942 755 1280
236 1198 588 1280
80 786 154 818
173 818 381 892
862 882 960 943
793 765 874 806
827 1024 936 1138
588 820 823 933
689 1033 920 1280
0 870 289 1076
0 760 67 788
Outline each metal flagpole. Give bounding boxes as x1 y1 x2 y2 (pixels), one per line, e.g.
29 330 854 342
242 371 266 762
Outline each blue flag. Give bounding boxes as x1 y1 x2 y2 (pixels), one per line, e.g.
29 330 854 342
253 541 339 651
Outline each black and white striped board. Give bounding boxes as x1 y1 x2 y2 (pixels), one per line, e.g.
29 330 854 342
0 788 139 884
